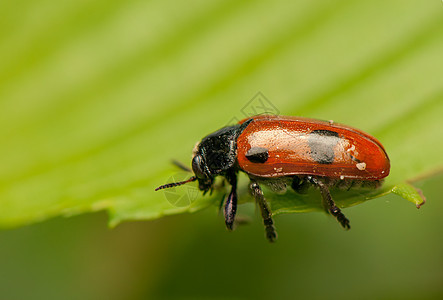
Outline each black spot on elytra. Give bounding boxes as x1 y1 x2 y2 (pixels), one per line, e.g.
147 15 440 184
312 129 339 138
308 129 340 164
245 147 269 163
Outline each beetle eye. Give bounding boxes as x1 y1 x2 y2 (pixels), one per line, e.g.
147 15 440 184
192 155 206 179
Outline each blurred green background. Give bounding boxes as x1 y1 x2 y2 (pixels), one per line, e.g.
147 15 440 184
0 0 443 299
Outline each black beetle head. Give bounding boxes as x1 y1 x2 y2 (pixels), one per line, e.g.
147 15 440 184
190 121 253 192
190 124 240 186
191 153 213 193
155 119 253 193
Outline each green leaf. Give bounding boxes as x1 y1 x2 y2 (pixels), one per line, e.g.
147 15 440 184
391 182 426 209
0 0 441 228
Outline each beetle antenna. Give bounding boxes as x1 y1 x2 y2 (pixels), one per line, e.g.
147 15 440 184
155 176 197 191
171 160 192 172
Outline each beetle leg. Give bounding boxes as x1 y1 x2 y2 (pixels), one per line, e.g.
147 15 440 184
224 188 237 230
308 176 351 230
249 180 278 242
224 171 238 231
291 176 310 194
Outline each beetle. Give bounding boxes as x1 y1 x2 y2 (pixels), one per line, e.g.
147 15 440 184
155 115 390 242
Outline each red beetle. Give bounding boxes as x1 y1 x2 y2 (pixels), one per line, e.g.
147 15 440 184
156 115 390 242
